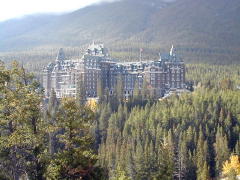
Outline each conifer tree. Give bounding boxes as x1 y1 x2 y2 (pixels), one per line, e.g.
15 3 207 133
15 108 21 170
47 88 58 155
99 103 111 141
196 130 209 180
133 80 141 104
0 61 46 179
126 147 136 179
198 161 210 180
76 76 86 105
156 133 175 180
134 140 148 180
97 77 104 102
175 136 187 180
116 75 124 102
141 78 149 100
46 98 98 179
214 127 230 176
113 165 131 180
235 140 240 155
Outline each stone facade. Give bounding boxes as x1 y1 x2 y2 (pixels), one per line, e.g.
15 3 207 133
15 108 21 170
42 43 185 99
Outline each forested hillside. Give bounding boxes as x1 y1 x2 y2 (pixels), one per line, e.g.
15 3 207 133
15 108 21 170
96 64 240 179
0 60 240 179
1 0 240 178
1 0 240 64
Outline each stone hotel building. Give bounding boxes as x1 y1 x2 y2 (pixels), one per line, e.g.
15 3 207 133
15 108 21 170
42 43 185 98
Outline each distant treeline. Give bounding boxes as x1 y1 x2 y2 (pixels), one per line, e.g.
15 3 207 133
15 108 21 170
1 42 239 73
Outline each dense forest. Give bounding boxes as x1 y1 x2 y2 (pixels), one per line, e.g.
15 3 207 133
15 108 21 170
0 61 240 180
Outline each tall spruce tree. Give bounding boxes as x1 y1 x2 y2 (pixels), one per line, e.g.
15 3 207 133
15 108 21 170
99 103 111 141
97 77 104 102
76 76 86 106
47 89 58 155
116 75 124 102
46 98 98 179
214 127 230 176
0 61 46 179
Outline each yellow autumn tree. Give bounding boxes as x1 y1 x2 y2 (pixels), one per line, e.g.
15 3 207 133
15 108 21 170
86 98 98 111
113 165 131 180
222 155 240 177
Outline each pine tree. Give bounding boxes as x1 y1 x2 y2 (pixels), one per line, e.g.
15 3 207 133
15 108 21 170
47 89 58 155
198 161 210 180
46 98 98 179
141 78 149 100
116 75 124 102
76 76 86 105
113 165 131 180
175 136 187 180
0 61 46 179
99 103 111 141
235 140 240 155
156 133 175 180
97 77 104 102
185 150 197 180
134 140 148 180
126 146 136 179
133 80 141 104
196 130 209 180
214 127 230 176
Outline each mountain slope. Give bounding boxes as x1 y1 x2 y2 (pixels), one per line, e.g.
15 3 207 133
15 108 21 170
0 0 240 64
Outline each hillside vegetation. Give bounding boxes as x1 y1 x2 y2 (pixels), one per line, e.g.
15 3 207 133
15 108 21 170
0 0 240 64
0 61 240 179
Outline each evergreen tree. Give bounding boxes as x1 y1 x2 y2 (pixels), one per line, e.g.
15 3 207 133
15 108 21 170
46 98 98 179
133 80 141 104
198 161 210 180
156 133 174 180
214 127 230 176
97 77 104 102
235 140 240 155
99 103 112 141
113 165 131 180
116 75 124 102
175 136 187 180
196 130 209 180
76 76 86 105
47 89 58 155
0 61 46 179
141 78 149 100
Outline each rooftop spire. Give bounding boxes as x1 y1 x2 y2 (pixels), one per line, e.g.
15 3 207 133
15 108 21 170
170 44 176 56
56 48 65 61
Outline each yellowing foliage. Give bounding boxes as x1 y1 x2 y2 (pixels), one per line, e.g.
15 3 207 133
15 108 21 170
223 155 240 176
86 98 98 111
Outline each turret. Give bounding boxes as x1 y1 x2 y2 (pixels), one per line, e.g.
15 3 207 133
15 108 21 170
86 42 108 56
56 48 65 62
170 45 176 57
